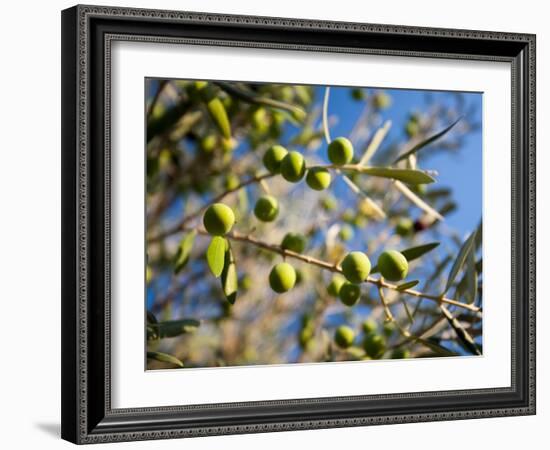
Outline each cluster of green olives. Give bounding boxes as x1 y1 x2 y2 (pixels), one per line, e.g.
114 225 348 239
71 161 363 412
254 138 354 224
333 318 408 359
325 250 409 307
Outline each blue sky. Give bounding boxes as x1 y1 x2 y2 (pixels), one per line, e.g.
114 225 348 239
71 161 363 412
322 85 482 236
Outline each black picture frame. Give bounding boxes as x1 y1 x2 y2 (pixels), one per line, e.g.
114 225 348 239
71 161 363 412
61 4 536 444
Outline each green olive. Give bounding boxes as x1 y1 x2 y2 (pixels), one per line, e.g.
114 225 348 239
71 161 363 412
338 224 354 242
225 174 240 190
203 203 235 236
263 145 288 174
390 348 410 359
254 195 279 222
299 327 314 349
200 134 217 153
405 120 420 138
280 151 306 182
395 218 414 237
373 92 391 110
327 274 346 297
327 137 354 166
339 282 361 307
269 262 297 293
363 334 386 358
334 325 355 349
378 250 409 281
281 232 307 253
341 251 371 283
306 167 332 190
295 268 304 285
342 209 355 224
321 195 337 211
351 88 365 101
240 274 252 291
383 321 396 337
361 319 377 335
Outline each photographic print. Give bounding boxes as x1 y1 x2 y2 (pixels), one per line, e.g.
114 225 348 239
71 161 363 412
145 79 483 370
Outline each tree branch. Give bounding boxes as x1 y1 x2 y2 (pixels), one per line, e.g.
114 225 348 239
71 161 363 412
185 226 481 313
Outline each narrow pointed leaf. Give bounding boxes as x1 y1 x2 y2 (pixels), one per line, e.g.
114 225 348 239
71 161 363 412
147 351 184 368
461 249 478 304
152 318 200 338
221 246 238 304
206 97 231 138
358 167 435 185
207 236 227 277
440 306 481 355
393 117 462 163
401 242 440 262
396 280 420 291
474 220 483 250
146 310 158 324
443 230 477 295
174 230 197 274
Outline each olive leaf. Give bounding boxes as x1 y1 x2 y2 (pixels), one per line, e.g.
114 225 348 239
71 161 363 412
215 81 306 120
150 318 200 339
401 242 440 262
146 310 158 324
443 230 477 295
146 351 184 368
221 246 238 304
207 236 227 277
206 97 231 139
174 230 197 274
393 117 462 164
357 167 435 185
440 307 481 356
396 280 420 291
456 249 478 305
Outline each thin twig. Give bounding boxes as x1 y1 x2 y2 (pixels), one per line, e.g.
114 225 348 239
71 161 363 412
322 87 386 219
359 120 392 166
394 180 444 221
148 172 277 243
215 81 306 117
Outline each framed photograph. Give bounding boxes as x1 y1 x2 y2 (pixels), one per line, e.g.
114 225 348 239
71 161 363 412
61 5 536 444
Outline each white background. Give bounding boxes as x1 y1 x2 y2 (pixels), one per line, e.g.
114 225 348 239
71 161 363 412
112 42 511 408
0 0 546 448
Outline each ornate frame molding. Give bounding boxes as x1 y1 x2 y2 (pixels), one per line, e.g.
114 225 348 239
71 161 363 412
61 4 536 444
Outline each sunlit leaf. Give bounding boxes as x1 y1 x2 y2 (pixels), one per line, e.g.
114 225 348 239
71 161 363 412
396 280 420 291
147 351 184 368
345 346 365 359
221 246 238 305
358 167 435 185
393 117 462 163
207 236 227 277
207 97 231 139
443 230 477 295
174 230 197 274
